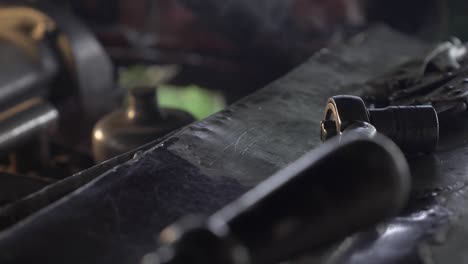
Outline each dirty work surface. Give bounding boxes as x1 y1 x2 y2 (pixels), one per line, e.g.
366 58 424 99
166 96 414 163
1 26 464 264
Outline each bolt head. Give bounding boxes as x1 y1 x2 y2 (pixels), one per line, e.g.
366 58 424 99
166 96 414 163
320 120 338 141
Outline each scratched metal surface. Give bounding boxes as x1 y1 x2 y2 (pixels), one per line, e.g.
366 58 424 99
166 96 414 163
304 119 468 264
167 26 430 186
2 25 463 264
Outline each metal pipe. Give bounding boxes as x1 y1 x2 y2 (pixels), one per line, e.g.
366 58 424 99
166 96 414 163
0 98 58 153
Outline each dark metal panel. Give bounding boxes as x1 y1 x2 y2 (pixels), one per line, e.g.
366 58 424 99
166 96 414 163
0 135 169 230
167 26 431 185
0 147 247 264
313 124 468 264
0 26 438 264
0 173 48 207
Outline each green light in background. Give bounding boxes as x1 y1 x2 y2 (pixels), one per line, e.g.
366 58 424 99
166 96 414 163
157 84 225 120
119 65 226 120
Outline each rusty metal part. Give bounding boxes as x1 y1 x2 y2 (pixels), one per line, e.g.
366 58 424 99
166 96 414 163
320 95 439 153
145 133 411 264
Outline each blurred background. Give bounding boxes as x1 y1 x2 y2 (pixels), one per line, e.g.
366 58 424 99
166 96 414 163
68 0 467 104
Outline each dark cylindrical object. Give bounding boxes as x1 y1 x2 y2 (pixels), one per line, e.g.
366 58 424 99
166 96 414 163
369 106 439 154
126 87 163 124
149 133 411 264
320 95 439 153
0 98 58 152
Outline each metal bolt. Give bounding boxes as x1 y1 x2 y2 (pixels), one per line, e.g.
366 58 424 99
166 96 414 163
320 95 439 153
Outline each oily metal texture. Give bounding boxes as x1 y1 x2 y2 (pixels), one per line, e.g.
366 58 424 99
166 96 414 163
166 26 430 186
0 26 448 264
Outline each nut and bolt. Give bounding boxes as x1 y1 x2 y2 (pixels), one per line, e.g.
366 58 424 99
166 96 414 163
320 95 439 153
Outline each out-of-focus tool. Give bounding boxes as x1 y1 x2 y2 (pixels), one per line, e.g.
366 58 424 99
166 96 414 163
142 133 411 264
